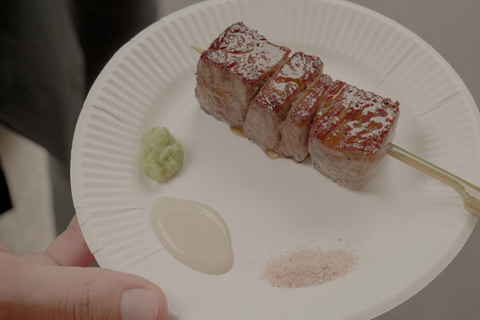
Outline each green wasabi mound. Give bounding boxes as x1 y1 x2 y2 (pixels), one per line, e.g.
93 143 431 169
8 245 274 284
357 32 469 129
140 126 184 182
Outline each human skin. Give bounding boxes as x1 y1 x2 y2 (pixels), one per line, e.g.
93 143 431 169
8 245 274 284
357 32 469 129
0 215 168 320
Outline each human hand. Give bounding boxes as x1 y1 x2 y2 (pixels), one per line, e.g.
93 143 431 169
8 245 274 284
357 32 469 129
0 215 168 320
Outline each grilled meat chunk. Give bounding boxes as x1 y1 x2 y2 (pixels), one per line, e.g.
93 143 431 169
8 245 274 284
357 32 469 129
194 22 401 190
194 22 290 127
309 85 400 188
243 52 324 152
278 74 333 162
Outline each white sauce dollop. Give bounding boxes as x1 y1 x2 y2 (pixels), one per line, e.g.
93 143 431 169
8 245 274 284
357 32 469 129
150 196 233 274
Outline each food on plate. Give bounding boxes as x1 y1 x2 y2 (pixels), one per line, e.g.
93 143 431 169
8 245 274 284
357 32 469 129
150 196 233 274
261 247 358 288
140 126 184 182
278 74 333 162
195 22 290 127
243 51 324 152
309 85 400 188
194 22 400 189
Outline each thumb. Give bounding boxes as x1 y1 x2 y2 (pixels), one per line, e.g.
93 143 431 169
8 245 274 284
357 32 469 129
1 261 168 320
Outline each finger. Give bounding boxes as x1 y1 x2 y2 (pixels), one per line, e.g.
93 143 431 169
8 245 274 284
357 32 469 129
0 244 12 255
45 215 95 267
0 261 168 320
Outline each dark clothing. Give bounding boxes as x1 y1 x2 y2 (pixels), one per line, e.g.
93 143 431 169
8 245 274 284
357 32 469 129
0 164 12 213
0 0 157 231
69 0 158 90
0 1 84 163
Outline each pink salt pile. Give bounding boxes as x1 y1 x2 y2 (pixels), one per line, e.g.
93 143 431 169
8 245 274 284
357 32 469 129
261 247 358 288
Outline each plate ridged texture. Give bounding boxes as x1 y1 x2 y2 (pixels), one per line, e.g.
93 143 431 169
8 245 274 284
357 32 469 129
71 0 480 319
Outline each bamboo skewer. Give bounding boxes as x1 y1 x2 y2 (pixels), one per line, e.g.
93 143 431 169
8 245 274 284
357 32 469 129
191 45 480 217
191 45 204 54
387 144 480 217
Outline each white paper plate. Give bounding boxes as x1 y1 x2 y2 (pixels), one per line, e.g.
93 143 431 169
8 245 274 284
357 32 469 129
71 0 480 319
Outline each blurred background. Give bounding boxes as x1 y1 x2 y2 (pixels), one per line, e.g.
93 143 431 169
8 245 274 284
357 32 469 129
0 0 479 319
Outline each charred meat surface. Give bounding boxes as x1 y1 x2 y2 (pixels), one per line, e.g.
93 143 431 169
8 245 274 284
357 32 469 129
194 22 290 127
243 52 324 152
278 74 333 162
309 85 400 189
194 22 401 189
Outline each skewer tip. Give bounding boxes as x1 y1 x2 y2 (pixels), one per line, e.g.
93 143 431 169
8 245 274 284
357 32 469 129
191 45 205 54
